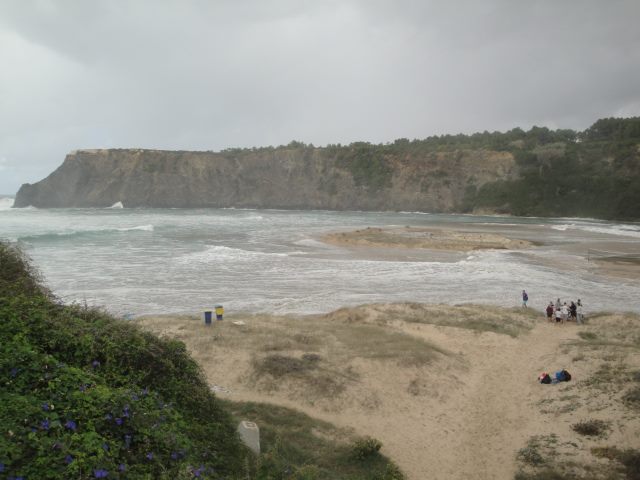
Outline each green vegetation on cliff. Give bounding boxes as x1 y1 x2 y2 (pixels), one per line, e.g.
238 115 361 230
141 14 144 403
0 243 403 479
15 117 640 220
229 117 640 219
462 117 640 219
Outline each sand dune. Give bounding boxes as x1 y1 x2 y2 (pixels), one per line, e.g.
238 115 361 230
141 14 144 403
137 304 640 479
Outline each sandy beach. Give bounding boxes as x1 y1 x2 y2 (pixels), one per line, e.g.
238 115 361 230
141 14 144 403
321 226 535 251
321 224 640 280
137 304 640 480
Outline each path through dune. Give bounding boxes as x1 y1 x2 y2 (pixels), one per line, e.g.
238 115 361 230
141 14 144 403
137 309 582 480
444 323 578 480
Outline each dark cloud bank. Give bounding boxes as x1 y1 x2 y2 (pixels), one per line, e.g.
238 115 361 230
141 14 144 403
1 0 639 193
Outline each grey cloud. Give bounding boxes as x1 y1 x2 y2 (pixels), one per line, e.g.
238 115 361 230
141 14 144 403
0 0 639 193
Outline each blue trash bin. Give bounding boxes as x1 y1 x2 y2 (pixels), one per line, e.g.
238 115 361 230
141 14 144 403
204 311 213 325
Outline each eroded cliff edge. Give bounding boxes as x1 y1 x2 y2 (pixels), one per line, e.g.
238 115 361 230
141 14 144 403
14 117 640 219
13 146 517 211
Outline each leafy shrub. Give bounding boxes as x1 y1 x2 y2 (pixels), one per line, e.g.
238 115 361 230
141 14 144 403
0 242 244 479
571 419 609 436
351 437 382 460
517 445 546 466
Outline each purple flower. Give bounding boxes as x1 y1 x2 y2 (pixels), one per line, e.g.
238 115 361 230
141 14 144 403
114 417 123 426
79 384 87 392
141 387 149 396
122 405 130 418
65 454 74 464
0 463 4 472
42 402 50 411
93 468 109 478
10 367 18 377
41 419 50 430
145 452 153 461
170 451 179 460
118 464 126 472
91 360 101 368
64 420 77 431
124 434 132 449
131 393 139 401
193 465 205 477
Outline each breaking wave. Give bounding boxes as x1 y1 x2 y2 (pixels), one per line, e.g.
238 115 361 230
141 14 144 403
18 225 154 241
0 197 15 210
551 222 640 238
175 245 288 264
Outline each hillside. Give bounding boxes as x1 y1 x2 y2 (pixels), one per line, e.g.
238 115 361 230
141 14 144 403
14 117 640 220
0 243 405 480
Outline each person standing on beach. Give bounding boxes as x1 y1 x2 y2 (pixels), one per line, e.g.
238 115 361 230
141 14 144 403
546 302 554 322
577 299 584 324
522 290 529 308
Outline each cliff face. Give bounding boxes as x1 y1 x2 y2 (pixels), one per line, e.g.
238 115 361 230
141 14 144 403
13 147 517 211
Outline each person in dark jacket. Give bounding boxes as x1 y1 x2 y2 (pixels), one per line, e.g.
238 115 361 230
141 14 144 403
546 302 554 322
570 301 577 322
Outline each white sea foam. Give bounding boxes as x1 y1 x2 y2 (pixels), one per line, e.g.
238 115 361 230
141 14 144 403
0 197 15 210
176 245 288 264
109 201 124 209
551 222 640 238
19 225 154 240
116 224 153 232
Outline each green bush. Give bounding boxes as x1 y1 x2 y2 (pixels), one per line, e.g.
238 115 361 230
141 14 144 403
351 437 382 460
0 242 244 479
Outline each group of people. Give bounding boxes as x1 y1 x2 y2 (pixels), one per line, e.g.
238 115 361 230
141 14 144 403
545 298 584 324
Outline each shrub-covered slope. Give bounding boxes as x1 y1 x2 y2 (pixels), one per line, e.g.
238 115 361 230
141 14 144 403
0 242 245 479
14 117 640 220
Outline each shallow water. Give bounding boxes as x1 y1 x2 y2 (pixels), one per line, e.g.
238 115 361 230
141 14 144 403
1 198 638 316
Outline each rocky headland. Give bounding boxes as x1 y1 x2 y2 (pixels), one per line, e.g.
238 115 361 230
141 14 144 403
14 117 640 219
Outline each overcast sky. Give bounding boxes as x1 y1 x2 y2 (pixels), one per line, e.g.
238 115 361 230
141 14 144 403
1 1 639 194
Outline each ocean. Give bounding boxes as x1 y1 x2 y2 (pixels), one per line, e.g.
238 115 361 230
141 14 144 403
1 196 639 316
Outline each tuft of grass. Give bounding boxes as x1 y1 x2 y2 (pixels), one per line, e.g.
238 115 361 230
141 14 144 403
374 303 536 337
578 331 597 341
592 447 640 480
251 353 347 397
351 437 383 460
518 446 546 466
624 386 640 408
221 400 404 480
571 419 609 437
254 354 320 378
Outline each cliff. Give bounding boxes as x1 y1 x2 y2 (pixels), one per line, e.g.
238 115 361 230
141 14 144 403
13 146 517 211
14 117 640 219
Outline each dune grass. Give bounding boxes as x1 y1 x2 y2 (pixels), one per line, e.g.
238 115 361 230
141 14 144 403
221 400 403 480
327 303 538 337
